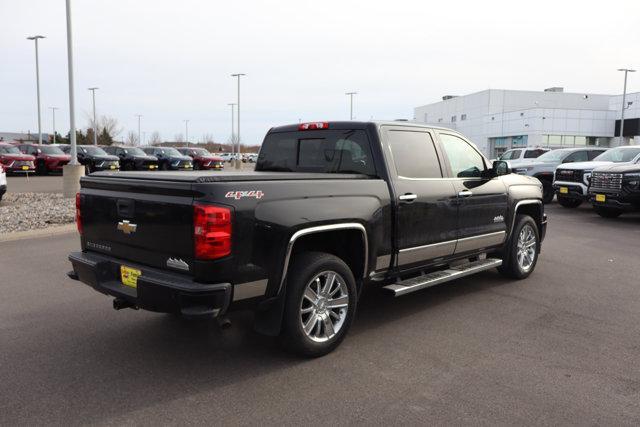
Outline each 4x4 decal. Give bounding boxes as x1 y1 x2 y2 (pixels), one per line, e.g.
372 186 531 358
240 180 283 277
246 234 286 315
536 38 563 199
225 190 264 200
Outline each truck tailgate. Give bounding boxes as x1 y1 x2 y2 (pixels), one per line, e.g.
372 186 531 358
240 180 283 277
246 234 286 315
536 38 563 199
80 176 196 273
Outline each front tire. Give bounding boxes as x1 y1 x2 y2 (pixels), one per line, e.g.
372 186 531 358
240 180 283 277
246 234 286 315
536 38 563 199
557 195 582 208
498 215 540 280
541 181 554 204
594 206 623 218
280 252 357 357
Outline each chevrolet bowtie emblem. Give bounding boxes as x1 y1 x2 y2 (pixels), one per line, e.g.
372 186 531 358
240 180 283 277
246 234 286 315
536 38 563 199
117 220 137 235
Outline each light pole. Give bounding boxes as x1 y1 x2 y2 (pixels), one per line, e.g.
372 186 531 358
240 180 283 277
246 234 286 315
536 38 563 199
62 0 83 198
231 73 245 169
27 35 45 144
135 114 142 146
49 107 58 144
228 103 236 162
184 119 189 144
617 68 636 146
88 87 99 145
346 92 357 120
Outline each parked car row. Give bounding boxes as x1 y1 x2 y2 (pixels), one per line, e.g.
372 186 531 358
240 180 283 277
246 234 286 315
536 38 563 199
218 152 258 163
552 146 640 217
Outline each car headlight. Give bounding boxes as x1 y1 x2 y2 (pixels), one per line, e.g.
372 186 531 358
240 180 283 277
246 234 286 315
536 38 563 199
623 172 640 178
583 172 591 185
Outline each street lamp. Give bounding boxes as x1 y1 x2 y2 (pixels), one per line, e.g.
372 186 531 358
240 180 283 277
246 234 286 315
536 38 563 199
227 103 236 162
231 73 245 169
346 92 357 120
184 119 189 144
49 107 58 144
617 68 636 146
27 35 45 144
62 0 83 199
88 87 99 145
135 114 142 146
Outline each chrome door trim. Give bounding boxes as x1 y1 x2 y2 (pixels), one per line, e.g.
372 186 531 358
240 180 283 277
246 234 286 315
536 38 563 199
454 231 506 254
278 223 368 294
398 239 457 266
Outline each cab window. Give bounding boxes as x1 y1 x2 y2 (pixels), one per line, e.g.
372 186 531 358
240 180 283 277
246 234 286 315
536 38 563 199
386 130 442 178
439 133 486 178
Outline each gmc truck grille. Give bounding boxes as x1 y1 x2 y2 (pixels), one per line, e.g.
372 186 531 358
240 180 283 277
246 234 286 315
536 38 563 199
590 172 622 191
556 169 583 183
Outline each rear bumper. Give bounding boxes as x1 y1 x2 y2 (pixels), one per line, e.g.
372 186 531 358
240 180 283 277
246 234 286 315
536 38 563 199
68 251 231 317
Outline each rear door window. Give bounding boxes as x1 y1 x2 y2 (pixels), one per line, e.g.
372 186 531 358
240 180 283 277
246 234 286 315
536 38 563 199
386 130 442 178
256 129 376 175
564 151 588 163
524 149 546 158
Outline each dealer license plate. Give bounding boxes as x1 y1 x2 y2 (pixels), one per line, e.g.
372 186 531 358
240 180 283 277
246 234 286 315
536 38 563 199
595 194 606 202
559 187 568 194
120 265 141 288
110 165 117 170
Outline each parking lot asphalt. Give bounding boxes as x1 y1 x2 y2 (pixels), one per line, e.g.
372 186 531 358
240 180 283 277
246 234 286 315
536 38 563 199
1 203 639 425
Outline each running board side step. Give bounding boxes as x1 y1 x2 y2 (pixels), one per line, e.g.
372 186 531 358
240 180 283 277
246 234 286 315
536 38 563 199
383 258 502 297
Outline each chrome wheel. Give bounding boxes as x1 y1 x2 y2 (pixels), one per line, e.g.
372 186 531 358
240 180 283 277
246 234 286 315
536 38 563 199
299 270 349 343
516 224 537 272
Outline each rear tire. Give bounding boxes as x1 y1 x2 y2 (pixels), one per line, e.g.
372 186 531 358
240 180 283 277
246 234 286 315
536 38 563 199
498 214 540 280
594 206 623 218
280 252 357 357
557 195 582 208
36 160 47 175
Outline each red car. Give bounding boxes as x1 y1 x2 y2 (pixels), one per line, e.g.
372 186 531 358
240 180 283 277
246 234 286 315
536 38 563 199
177 147 225 170
0 142 36 174
18 143 71 174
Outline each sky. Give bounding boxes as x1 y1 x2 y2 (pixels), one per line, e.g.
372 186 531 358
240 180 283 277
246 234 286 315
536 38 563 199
1 0 639 146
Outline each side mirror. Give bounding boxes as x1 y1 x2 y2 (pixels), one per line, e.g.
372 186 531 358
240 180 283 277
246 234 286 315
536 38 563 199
492 160 510 177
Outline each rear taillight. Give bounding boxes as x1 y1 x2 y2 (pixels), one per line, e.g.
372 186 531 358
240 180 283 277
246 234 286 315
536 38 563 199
194 204 232 260
75 193 83 235
298 122 329 131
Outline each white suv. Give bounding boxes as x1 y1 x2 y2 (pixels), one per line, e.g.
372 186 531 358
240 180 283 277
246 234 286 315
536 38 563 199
497 147 550 167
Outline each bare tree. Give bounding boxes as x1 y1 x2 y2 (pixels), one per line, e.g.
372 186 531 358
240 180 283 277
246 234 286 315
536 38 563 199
85 114 123 138
149 131 162 145
174 133 184 143
126 131 139 146
202 133 216 144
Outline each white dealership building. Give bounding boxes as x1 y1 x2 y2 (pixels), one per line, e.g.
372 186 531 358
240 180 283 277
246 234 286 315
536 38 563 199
414 88 640 158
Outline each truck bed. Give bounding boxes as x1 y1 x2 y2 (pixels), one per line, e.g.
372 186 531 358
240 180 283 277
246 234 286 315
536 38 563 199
88 170 371 183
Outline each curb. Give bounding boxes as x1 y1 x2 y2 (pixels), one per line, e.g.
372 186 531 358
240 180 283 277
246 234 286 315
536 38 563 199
0 223 77 243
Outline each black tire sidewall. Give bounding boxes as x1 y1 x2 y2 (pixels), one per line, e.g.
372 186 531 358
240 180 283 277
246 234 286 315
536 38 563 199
557 195 582 208
541 181 554 204
281 252 357 357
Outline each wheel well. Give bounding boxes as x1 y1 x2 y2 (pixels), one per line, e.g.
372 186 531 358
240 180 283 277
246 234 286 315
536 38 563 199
534 173 552 183
290 229 366 286
515 203 543 233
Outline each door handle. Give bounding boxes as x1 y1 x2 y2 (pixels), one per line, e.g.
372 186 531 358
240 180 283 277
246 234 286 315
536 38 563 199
458 190 473 198
399 193 417 202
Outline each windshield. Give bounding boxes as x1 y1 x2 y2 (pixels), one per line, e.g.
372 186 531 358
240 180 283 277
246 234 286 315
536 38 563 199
159 148 182 156
499 149 521 160
39 146 65 155
593 147 640 163
124 147 147 156
536 150 569 162
80 146 107 156
0 145 21 154
256 129 376 175
192 148 211 156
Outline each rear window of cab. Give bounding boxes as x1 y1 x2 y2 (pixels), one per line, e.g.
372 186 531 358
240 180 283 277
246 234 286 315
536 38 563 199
256 130 376 175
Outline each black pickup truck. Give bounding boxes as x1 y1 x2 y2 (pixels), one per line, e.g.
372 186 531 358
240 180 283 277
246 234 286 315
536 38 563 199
68 121 547 356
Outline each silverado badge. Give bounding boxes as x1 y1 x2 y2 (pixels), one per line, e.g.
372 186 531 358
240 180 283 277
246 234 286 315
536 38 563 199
117 220 137 235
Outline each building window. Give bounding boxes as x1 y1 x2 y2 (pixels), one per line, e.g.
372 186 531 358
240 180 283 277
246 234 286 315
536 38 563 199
451 115 456 123
438 118 443 123
461 114 467 121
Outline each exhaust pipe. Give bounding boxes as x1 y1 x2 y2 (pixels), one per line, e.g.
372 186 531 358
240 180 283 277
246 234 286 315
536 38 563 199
113 298 137 311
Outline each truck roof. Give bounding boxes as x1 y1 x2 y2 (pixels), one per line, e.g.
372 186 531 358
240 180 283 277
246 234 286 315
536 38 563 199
268 121 455 133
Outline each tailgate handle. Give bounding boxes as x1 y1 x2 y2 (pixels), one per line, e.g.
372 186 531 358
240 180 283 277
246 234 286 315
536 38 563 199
117 199 135 218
